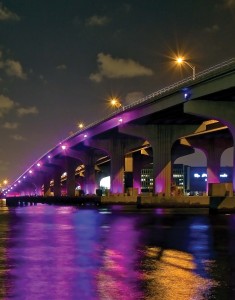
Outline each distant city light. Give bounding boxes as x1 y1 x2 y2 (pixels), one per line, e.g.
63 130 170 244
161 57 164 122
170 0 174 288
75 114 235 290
100 176 110 189
220 173 228 178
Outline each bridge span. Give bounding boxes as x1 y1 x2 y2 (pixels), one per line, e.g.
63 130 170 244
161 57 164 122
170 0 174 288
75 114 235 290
5 58 235 199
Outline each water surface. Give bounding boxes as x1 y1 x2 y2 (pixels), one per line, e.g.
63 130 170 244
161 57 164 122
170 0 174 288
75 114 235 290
0 200 234 299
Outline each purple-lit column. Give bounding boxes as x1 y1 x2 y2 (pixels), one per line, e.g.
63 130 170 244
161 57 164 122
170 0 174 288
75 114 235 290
185 100 235 194
132 152 147 194
65 158 77 197
120 124 198 197
110 139 125 194
83 151 98 195
43 175 51 196
84 137 125 194
152 138 172 197
53 170 61 197
182 135 233 194
84 164 97 194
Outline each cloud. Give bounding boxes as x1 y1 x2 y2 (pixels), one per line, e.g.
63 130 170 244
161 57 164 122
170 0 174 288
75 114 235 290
90 53 154 82
224 0 235 8
56 64 67 70
0 159 9 171
4 59 27 79
0 3 20 21
85 15 110 27
10 134 26 141
17 106 39 117
205 24 220 33
2 121 19 129
0 95 15 117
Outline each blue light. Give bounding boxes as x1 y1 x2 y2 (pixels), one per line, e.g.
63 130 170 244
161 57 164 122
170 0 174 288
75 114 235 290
182 88 191 100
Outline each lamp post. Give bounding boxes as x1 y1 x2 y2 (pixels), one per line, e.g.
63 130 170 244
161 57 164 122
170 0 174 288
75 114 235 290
176 57 195 80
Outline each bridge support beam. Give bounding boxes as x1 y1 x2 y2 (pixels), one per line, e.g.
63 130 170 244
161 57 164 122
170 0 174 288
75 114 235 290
181 136 232 194
85 136 142 194
185 100 235 193
120 124 198 197
64 149 98 195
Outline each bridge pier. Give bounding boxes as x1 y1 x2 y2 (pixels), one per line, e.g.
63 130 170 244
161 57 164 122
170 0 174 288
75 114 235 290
120 124 198 197
185 100 235 194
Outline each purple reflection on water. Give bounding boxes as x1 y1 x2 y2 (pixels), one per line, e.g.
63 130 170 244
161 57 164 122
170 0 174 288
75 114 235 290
96 216 143 299
4 205 143 299
2 203 235 299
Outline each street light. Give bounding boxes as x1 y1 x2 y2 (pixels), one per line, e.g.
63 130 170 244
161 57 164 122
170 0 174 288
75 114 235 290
110 97 122 109
77 122 84 130
176 57 195 80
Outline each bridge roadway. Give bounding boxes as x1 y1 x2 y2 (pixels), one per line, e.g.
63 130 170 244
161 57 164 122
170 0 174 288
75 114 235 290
5 58 235 199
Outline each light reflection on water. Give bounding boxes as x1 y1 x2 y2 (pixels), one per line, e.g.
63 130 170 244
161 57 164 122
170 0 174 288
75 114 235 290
0 201 235 299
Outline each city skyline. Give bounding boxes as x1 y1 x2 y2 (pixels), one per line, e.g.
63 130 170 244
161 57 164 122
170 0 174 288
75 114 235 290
0 0 235 183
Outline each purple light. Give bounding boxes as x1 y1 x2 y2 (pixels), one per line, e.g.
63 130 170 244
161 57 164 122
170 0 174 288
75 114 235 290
61 145 67 150
18 180 21 183
118 118 123 123
37 162 41 167
84 134 88 138
23 176 26 179
47 155 51 159
29 170 33 174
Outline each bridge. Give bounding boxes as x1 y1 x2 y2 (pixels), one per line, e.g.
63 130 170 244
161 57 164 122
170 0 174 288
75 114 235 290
4 58 235 201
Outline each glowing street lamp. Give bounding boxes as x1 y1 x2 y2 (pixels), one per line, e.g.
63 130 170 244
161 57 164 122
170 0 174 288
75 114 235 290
176 57 195 80
3 179 8 186
77 122 84 130
110 98 122 109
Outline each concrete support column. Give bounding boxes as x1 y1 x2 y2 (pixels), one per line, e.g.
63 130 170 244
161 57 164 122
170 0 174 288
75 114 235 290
53 170 61 197
181 136 231 193
84 163 97 194
120 124 198 197
185 99 235 192
84 136 126 194
43 175 51 196
109 139 125 194
207 144 223 185
133 157 142 194
66 161 77 197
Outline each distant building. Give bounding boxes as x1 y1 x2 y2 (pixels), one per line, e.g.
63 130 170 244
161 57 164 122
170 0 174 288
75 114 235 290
141 165 233 195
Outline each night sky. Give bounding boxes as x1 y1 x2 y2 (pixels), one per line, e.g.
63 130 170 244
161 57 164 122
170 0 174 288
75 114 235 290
0 0 235 183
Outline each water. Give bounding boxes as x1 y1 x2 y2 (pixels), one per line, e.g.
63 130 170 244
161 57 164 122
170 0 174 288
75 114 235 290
0 200 235 300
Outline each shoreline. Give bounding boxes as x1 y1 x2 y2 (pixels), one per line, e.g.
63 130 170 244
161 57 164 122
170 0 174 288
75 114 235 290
3 195 235 213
